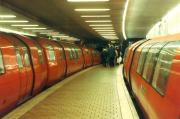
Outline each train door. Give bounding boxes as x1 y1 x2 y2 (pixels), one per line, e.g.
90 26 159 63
14 45 29 102
4 34 33 102
57 43 66 78
11 36 33 102
20 45 33 98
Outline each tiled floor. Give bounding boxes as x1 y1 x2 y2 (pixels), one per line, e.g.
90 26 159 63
3 65 139 119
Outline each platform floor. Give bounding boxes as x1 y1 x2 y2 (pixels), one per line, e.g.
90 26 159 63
3 65 139 119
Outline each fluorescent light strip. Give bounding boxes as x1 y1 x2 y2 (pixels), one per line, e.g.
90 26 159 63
40 32 59 35
102 36 117 38
103 37 118 39
86 20 111 23
95 29 114 31
122 0 129 40
11 24 39 27
68 0 109 2
0 20 28 23
32 30 53 33
89 24 112 26
23 28 47 30
81 15 110 17
75 9 110 12
0 15 16 18
52 36 69 38
92 27 113 29
98 32 116 34
0 27 36 36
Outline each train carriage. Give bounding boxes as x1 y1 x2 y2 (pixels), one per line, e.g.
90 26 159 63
0 32 101 117
123 34 180 119
38 38 66 87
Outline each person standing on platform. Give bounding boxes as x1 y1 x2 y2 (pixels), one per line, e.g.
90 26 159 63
102 48 108 67
108 44 116 67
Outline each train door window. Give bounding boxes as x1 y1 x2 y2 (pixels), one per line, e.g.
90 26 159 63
152 42 176 95
72 48 77 59
24 48 30 66
137 44 153 75
47 45 56 61
15 46 23 68
142 42 167 83
36 44 44 64
0 50 5 74
18 41 30 66
68 48 73 60
59 48 65 60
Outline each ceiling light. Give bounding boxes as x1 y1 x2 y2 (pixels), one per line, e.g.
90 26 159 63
100 34 116 35
81 15 110 17
68 0 109 2
92 27 113 29
32 30 53 33
122 0 129 40
0 15 16 18
0 27 36 36
103 36 118 38
23 28 47 30
0 20 29 23
11 24 39 27
86 20 111 23
52 35 69 38
103 36 118 39
95 29 114 31
40 32 59 35
98 32 116 34
75 9 110 12
89 24 112 26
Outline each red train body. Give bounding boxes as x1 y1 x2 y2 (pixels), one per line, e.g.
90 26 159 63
123 34 180 119
82 47 93 68
0 32 101 117
91 49 101 65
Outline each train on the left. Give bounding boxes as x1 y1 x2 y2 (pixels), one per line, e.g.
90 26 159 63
0 32 101 117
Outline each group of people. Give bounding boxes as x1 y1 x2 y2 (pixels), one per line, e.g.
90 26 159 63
102 44 122 67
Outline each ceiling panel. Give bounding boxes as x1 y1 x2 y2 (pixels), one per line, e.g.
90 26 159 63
126 0 180 39
1 0 125 42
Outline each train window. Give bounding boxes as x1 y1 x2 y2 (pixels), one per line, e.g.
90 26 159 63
72 48 77 59
24 48 30 66
69 48 73 60
142 43 167 83
137 44 153 75
47 45 56 61
75 48 79 59
36 44 44 64
59 48 65 60
15 47 23 68
152 42 176 95
0 50 5 74
18 41 30 66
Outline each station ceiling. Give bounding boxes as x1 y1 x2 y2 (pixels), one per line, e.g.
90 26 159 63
1 0 180 42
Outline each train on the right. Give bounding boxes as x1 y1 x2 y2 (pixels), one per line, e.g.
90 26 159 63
123 33 180 119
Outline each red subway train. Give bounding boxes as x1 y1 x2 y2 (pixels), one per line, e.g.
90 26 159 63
123 34 180 119
0 32 101 117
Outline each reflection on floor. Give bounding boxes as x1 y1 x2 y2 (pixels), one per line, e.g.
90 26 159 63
3 65 139 119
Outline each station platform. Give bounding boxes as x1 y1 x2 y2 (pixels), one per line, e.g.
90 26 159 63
3 65 139 119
